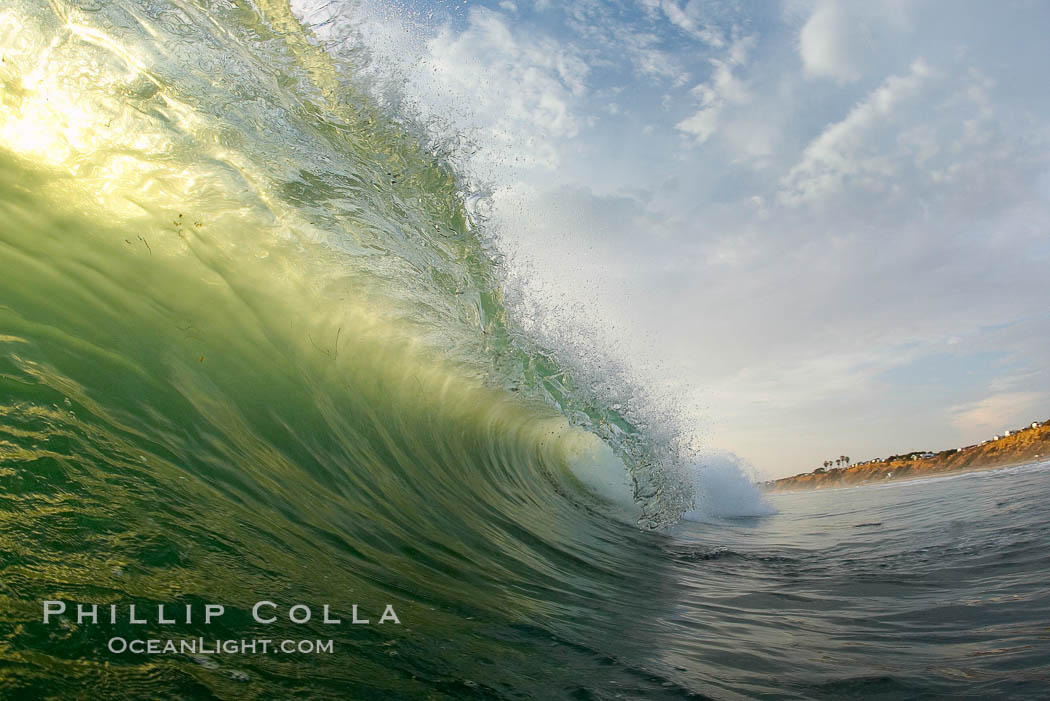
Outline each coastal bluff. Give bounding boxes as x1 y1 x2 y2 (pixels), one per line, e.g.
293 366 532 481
766 420 1050 492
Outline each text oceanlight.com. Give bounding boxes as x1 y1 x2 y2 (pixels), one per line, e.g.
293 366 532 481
108 637 335 655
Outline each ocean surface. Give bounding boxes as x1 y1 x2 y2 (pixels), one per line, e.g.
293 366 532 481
674 461 1050 699
1 1 1048 698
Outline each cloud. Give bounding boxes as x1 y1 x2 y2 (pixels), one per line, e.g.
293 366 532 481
798 1 860 82
657 0 726 48
950 392 1047 436
798 0 911 83
675 36 755 144
777 55 1044 226
625 37 690 87
779 60 936 205
420 7 589 155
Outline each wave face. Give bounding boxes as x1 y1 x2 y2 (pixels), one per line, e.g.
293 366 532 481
0 1 700 697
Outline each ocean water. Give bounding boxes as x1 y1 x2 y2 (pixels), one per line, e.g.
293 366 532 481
1 1 1048 699
672 461 1050 699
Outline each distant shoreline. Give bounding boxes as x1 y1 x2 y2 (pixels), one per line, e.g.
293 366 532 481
765 420 1050 493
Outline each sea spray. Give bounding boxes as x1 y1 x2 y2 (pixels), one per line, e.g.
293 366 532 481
683 453 776 521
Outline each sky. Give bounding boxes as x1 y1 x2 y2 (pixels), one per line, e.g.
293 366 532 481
293 0 1050 478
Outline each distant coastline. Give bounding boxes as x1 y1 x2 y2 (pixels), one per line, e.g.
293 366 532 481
765 419 1050 492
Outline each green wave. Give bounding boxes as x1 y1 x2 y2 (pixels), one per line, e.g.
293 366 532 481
0 1 692 697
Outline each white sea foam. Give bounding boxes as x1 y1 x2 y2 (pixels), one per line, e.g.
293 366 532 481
683 453 776 521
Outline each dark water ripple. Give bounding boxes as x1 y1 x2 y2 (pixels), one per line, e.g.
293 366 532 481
666 463 1050 699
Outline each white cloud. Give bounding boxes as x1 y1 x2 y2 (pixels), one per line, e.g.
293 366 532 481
950 392 1047 436
656 0 726 48
778 60 936 205
628 40 690 87
675 36 755 144
421 8 588 147
778 55 1038 218
798 1 860 82
798 0 911 83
